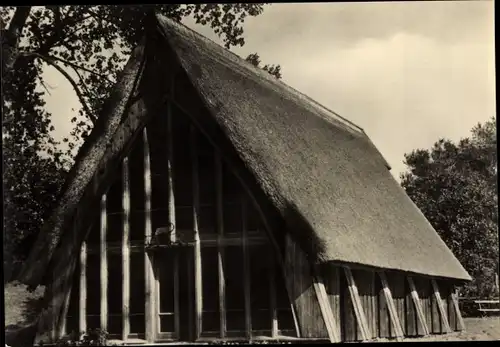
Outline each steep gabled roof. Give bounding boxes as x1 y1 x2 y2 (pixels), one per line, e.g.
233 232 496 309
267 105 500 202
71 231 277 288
20 14 471 286
156 15 470 281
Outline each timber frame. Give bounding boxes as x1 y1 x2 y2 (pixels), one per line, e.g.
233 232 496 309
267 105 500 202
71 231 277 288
33 32 467 345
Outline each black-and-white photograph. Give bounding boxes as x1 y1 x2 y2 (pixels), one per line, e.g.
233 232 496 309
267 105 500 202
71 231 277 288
2 1 497 346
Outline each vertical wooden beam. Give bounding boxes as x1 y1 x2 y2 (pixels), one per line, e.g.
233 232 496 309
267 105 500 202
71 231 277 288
450 286 465 331
167 100 176 244
100 195 108 333
122 158 131 341
173 253 180 338
215 150 226 338
57 285 72 339
57 217 80 339
79 241 87 338
167 98 180 340
407 276 430 335
242 196 252 339
430 279 452 333
378 272 404 341
155 264 161 335
143 127 155 341
344 267 371 341
190 124 203 340
187 255 194 340
269 257 278 338
313 269 341 342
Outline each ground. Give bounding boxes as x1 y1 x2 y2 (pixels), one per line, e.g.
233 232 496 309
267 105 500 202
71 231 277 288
4 282 500 345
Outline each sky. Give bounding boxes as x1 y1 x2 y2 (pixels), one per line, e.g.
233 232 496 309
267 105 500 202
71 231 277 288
43 1 496 180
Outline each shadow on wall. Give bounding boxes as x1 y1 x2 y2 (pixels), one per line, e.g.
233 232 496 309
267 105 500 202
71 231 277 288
283 201 327 265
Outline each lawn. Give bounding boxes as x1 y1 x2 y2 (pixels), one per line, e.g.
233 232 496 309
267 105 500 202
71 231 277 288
4 281 500 345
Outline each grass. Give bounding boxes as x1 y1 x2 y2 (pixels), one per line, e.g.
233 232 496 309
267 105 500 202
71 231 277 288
4 282 500 345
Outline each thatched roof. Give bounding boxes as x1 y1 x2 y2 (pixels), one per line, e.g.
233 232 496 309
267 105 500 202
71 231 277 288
156 15 470 281
20 14 471 286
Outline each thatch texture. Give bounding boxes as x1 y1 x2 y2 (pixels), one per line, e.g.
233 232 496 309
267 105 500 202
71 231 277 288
17 42 148 287
156 15 470 281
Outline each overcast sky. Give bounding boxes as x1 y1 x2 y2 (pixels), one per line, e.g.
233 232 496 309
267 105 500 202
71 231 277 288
44 1 495 180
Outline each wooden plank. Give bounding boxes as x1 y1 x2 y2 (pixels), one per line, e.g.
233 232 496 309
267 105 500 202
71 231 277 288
283 236 302 338
214 150 226 338
343 272 357 341
378 277 389 338
79 241 87 337
352 269 377 340
369 272 378 339
174 252 180 338
378 272 404 341
323 267 341 339
406 277 423 336
431 279 452 333
167 100 176 244
450 286 465 331
283 235 328 339
242 196 252 339
57 217 80 339
389 273 406 337
344 267 370 341
269 257 278 338
190 124 203 339
57 284 72 339
122 158 131 340
100 194 108 333
420 279 432 330
143 127 155 342
170 95 301 338
312 269 340 342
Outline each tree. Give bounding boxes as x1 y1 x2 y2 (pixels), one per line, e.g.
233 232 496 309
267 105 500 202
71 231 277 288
401 117 498 298
246 52 282 79
1 5 270 278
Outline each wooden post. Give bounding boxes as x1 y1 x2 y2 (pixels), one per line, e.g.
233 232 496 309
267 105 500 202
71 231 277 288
378 272 404 341
143 127 155 341
407 276 430 335
57 217 79 339
122 158 130 340
167 100 176 244
269 257 278 338
430 279 452 333
167 98 180 340
313 270 341 342
174 253 180 338
450 285 465 331
100 194 108 333
344 267 371 341
242 196 252 339
58 285 72 339
79 241 87 338
215 150 226 338
190 124 203 339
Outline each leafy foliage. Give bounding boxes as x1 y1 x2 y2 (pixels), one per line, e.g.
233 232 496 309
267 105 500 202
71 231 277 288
401 117 498 298
246 52 282 79
2 5 269 275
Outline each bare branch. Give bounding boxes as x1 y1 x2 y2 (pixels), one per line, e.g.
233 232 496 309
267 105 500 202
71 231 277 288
23 52 97 124
25 51 114 83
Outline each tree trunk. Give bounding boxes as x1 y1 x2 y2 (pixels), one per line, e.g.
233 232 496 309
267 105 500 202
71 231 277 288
1 6 32 74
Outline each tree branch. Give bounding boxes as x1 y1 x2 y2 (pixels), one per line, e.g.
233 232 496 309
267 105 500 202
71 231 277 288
44 53 114 83
2 7 32 73
23 52 97 124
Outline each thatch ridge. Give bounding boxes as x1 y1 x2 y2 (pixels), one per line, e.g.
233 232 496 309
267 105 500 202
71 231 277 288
157 14 471 281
